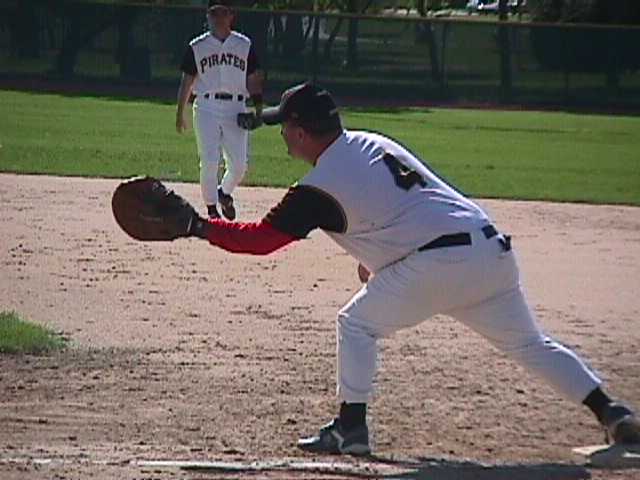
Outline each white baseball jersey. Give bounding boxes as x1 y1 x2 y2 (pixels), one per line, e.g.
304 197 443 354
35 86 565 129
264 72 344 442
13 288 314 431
267 130 490 273
188 30 251 99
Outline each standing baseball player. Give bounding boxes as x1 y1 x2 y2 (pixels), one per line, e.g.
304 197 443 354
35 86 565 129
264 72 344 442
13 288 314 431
140 82 640 456
176 0 264 220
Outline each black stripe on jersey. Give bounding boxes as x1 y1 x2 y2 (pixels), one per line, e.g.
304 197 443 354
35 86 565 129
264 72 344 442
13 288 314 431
181 46 197 76
247 44 259 75
264 185 347 239
362 129 469 198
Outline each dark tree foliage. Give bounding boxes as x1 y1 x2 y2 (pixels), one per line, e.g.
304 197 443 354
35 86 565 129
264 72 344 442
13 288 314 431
528 0 640 77
10 1 41 58
591 1 640 24
528 0 640 24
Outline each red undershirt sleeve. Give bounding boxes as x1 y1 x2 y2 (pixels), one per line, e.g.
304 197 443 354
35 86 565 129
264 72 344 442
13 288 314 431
200 185 345 255
204 218 297 255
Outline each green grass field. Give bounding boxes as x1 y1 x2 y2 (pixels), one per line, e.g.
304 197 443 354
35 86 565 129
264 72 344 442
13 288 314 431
1 90 639 205
0 311 67 355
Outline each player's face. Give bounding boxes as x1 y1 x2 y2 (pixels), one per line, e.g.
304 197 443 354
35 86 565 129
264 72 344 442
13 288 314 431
281 121 306 161
207 8 233 34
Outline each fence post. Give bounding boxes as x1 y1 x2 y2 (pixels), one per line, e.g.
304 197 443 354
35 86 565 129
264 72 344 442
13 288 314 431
311 15 320 83
498 0 512 103
345 16 358 70
440 22 449 92
605 28 620 98
563 27 570 104
419 21 441 86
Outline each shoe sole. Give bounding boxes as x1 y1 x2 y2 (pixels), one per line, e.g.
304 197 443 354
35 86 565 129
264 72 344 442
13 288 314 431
297 441 370 456
340 444 371 456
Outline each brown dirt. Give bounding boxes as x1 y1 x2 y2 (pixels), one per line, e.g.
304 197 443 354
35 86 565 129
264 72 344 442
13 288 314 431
1 173 639 480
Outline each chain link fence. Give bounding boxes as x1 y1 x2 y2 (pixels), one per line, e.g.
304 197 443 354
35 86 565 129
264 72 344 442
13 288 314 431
1 1 639 108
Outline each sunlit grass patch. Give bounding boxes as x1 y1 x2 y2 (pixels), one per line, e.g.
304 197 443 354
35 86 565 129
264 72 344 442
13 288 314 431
0 311 67 354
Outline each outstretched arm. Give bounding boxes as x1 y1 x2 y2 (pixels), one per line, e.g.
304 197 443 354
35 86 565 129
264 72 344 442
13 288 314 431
194 184 346 255
112 176 297 250
112 179 342 257
194 218 297 255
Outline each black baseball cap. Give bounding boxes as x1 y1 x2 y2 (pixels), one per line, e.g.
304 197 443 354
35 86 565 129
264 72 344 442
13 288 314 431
262 83 342 134
208 1 233 12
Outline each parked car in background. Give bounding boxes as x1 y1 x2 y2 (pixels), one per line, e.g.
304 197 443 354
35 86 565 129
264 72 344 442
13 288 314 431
465 0 484 13
466 0 525 15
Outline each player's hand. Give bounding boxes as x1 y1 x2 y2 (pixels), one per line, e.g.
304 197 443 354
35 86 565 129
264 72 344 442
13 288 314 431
237 112 263 131
358 263 371 283
176 112 188 134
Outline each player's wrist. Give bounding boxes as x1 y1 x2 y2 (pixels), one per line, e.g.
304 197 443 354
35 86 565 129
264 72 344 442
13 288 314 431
189 215 211 239
250 94 263 115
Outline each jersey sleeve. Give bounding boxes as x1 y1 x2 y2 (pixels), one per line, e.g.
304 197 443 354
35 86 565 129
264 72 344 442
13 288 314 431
263 185 347 238
247 44 260 75
180 46 197 76
204 219 297 255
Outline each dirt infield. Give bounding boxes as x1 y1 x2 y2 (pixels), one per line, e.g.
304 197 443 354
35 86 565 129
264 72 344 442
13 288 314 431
1 173 639 480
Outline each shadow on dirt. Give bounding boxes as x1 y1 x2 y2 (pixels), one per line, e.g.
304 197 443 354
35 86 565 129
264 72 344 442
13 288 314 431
168 456 591 479
364 455 591 479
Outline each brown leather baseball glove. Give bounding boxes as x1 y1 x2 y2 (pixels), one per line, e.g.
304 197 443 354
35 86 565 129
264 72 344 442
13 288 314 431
111 176 202 241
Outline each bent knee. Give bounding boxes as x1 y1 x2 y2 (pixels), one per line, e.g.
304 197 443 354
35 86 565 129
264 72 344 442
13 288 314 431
338 310 370 334
338 310 397 339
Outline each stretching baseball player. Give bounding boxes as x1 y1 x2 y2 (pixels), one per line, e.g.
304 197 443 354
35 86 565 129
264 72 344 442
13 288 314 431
115 82 640 456
176 0 264 220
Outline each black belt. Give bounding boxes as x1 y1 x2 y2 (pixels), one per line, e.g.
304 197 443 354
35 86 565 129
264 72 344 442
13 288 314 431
202 92 244 101
419 224 509 252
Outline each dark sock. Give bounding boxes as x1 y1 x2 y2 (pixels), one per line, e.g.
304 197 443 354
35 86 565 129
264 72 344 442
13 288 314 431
583 387 613 424
339 402 366 430
207 204 220 218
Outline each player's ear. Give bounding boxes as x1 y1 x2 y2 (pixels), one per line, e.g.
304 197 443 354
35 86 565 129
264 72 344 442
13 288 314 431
295 126 307 143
